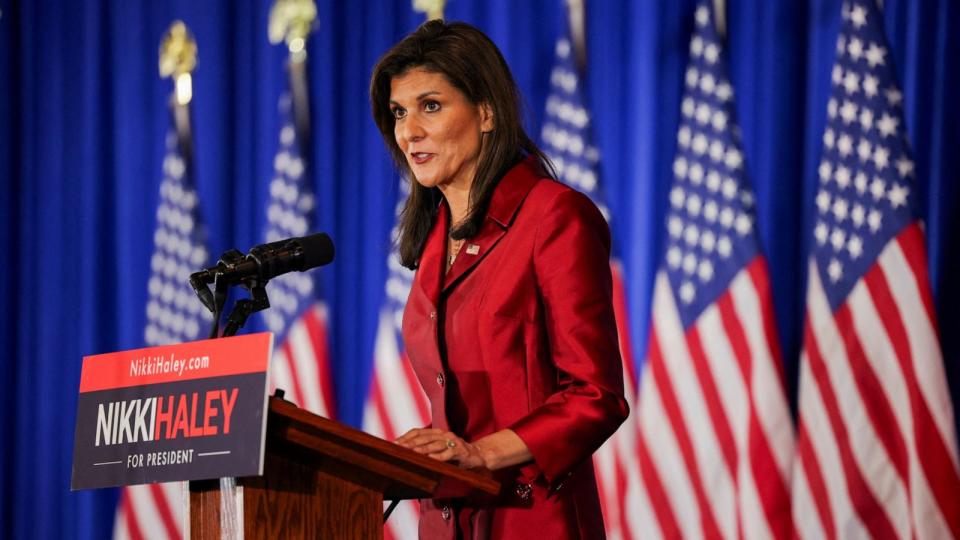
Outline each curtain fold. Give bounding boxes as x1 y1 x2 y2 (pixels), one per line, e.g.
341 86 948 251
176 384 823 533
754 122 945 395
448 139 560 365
1 0 958 537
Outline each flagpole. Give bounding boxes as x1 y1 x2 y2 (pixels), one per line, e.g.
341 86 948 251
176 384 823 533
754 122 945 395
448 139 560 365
567 0 587 73
712 0 726 40
159 21 197 184
269 0 317 158
413 0 445 21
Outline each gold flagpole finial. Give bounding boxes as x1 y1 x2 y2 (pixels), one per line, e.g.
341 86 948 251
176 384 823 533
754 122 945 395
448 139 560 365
413 0 446 21
159 21 198 105
268 0 317 61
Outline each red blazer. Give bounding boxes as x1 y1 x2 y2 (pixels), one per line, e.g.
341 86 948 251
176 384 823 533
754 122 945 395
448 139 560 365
402 157 629 539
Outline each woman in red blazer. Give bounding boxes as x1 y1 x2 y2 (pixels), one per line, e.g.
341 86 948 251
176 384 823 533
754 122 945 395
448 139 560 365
370 20 629 539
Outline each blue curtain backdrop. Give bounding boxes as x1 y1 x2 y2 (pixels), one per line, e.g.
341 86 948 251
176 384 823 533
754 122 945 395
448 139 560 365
1 0 958 537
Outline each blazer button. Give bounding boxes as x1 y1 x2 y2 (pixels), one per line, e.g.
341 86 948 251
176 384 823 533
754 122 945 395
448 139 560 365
440 505 452 521
515 483 532 502
429 311 437 320
436 373 445 388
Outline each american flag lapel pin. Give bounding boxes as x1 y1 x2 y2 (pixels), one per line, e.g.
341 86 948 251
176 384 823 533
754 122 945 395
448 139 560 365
465 244 480 255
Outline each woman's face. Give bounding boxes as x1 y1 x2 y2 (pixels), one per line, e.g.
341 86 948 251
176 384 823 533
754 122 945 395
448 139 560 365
389 68 493 190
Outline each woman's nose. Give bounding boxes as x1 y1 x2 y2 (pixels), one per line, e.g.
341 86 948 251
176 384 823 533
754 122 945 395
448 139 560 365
398 116 425 143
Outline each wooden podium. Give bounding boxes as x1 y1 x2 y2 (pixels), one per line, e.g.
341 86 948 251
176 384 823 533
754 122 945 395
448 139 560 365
189 397 500 538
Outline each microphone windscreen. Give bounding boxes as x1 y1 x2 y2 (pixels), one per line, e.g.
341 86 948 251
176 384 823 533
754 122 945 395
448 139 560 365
295 233 335 269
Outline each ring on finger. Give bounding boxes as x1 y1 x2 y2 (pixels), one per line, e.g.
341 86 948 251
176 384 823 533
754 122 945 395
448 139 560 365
446 439 457 449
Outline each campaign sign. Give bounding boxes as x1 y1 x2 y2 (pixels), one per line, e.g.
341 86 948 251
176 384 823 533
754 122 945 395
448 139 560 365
71 333 273 490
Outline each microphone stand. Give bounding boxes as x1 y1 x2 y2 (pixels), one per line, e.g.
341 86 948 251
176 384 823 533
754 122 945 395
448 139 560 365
221 281 270 337
198 249 272 339
191 248 277 540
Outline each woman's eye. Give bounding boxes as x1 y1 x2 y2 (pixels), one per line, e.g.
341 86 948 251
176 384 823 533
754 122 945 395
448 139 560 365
391 107 406 120
424 101 440 113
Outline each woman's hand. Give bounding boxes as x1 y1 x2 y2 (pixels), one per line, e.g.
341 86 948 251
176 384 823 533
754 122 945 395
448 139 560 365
395 428 486 468
394 428 533 471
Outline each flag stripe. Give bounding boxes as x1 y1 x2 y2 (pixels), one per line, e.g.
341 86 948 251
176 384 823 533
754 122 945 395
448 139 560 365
649 326 725 539
803 311 898 538
725 270 794 538
302 305 335 417
846 279 914 472
120 490 144 540
893 224 937 332
746 259 786 378
697 307 750 471
796 351 871 538
127 485 175 540
716 289 781 539
795 1 960 536
280 340 307 409
867 247 960 537
808 262 914 536
657 275 740 539
269 348 295 401
638 5 795 540
371 377 400 442
636 428 684 539
149 484 180 540
836 304 912 496
303 303 337 418
685 327 739 476
611 449 630 540
287 322 322 414
795 423 836 539
639 340 704 539
625 447 663 540
735 263 795 479
885 231 960 464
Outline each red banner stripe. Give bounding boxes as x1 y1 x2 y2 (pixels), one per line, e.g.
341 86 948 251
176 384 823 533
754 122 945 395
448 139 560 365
80 333 271 393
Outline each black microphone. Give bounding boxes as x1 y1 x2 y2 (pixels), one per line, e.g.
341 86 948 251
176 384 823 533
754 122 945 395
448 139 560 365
189 233 334 312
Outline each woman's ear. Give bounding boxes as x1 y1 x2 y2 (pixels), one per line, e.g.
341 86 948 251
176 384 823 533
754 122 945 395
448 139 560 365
479 102 494 133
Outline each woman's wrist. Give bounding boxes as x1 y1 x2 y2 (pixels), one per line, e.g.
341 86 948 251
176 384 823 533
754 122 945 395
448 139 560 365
473 438 501 469
472 429 532 470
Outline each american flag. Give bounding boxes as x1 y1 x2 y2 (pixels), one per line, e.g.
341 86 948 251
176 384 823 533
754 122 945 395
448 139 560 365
634 2 794 538
114 127 212 540
362 177 431 540
791 2 960 538
260 92 336 420
538 14 642 539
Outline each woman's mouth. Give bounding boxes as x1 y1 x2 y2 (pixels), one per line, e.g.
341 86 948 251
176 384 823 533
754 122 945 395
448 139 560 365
411 152 434 165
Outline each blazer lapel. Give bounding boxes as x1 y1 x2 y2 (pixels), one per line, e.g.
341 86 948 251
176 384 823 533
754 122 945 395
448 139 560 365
443 158 541 292
417 203 448 310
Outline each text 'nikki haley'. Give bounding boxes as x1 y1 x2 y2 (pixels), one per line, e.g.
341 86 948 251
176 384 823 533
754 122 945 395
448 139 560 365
94 389 239 446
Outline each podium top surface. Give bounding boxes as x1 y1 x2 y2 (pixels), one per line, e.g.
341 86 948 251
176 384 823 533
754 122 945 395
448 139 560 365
266 397 501 500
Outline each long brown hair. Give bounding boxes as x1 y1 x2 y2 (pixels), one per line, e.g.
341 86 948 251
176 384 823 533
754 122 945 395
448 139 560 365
370 20 553 269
